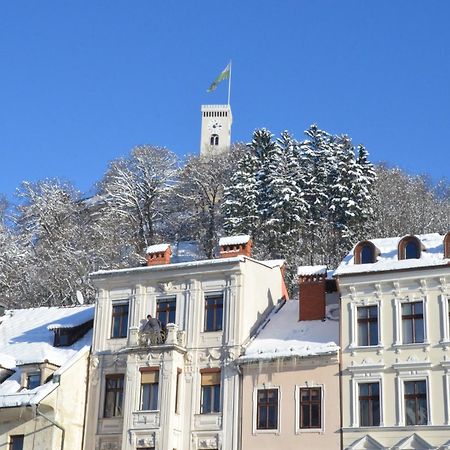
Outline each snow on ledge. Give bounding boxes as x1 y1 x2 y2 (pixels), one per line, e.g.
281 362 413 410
146 243 170 254
219 235 251 246
297 265 327 276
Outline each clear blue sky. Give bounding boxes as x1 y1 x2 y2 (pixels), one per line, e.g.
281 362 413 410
1 1 449 199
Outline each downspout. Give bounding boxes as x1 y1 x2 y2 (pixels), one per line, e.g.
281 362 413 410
36 404 65 450
80 350 91 450
236 362 243 450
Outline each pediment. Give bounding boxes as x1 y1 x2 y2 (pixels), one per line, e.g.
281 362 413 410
347 434 387 450
394 433 436 449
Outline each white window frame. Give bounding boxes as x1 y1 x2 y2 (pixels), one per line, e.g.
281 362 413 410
252 385 281 435
202 290 225 334
295 383 324 433
393 297 428 347
395 372 431 426
110 300 130 340
350 374 384 427
440 294 450 344
349 300 383 349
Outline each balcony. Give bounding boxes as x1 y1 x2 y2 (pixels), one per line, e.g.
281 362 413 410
128 323 185 348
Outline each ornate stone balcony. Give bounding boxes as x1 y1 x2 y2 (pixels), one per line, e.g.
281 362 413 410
128 323 185 348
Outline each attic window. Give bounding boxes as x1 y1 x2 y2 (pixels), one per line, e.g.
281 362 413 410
27 372 40 390
53 320 93 347
398 236 422 260
354 241 377 264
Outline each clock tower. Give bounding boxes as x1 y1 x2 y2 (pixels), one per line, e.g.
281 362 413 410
200 104 232 156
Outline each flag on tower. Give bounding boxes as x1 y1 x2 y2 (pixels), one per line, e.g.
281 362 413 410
207 62 231 93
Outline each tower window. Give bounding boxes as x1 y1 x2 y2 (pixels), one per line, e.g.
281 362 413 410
210 134 219 146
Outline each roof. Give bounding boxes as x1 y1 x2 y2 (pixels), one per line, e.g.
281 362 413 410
0 306 94 407
297 265 327 276
219 235 251 246
146 243 170 254
335 232 449 276
239 300 339 363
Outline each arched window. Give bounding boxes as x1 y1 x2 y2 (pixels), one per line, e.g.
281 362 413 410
210 134 219 146
444 232 450 259
398 236 422 260
354 240 377 264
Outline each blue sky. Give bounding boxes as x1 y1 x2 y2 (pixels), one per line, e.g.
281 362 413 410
1 1 449 199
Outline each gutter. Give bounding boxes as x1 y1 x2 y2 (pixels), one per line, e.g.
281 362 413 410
36 405 65 450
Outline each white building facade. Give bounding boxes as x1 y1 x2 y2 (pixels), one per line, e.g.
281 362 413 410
336 232 450 449
83 237 285 450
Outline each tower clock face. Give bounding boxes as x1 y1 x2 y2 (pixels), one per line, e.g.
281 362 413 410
208 120 223 132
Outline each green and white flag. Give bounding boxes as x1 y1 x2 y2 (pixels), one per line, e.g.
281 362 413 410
207 63 231 92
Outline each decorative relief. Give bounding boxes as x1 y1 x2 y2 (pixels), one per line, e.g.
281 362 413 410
198 436 218 449
157 281 175 293
111 355 127 368
100 442 120 450
136 434 155 448
89 355 100 385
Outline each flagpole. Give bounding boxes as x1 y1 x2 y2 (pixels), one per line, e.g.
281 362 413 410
227 60 232 106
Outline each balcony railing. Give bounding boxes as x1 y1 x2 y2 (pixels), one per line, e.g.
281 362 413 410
128 323 185 348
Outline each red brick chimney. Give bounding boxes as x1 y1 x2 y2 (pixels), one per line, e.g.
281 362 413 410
298 266 327 321
219 235 252 258
146 243 171 266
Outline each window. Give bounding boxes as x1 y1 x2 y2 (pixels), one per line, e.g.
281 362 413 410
210 134 219 146
357 306 379 346
9 435 24 450
398 236 421 260
111 303 129 338
140 369 159 411
444 232 450 258
299 387 321 429
359 382 380 426
204 293 223 332
257 388 278 430
404 380 427 425
402 302 424 344
104 375 125 418
156 297 176 327
200 370 220 413
354 240 378 264
27 372 40 390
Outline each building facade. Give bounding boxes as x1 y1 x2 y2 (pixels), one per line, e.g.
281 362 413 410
0 306 94 450
336 232 450 449
83 236 286 450
239 265 341 449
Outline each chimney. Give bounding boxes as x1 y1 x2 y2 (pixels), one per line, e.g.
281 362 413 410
219 235 252 258
298 265 327 321
146 243 171 266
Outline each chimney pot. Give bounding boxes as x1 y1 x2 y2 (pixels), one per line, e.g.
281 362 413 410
219 235 252 258
146 243 172 266
297 266 327 321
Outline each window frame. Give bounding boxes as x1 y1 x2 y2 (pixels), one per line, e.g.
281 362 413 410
440 295 450 344
358 382 381 427
26 372 41 390
396 373 431 426
139 368 159 411
103 374 125 418
403 380 428 426
350 301 382 349
156 296 177 328
110 301 129 339
401 301 424 345
253 386 280 434
357 305 379 347
350 375 384 427
9 435 24 450
398 236 422 260
200 369 221 414
394 298 428 347
296 384 324 433
203 292 224 332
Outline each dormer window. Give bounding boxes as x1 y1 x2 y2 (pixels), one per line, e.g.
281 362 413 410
210 134 219 146
27 372 40 390
398 236 422 260
354 241 377 264
444 232 450 259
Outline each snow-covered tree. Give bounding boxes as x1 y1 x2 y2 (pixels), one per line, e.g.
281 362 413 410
99 145 178 256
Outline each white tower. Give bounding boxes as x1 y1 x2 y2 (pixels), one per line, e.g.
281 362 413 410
200 104 232 156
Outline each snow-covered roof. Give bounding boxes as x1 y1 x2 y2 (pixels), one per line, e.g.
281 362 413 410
146 243 170 254
297 265 327 276
0 306 94 407
335 233 449 276
240 300 339 363
219 235 251 246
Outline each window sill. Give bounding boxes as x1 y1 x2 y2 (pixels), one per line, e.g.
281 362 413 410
349 344 384 351
296 428 324 434
253 429 280 435
392 342 429 349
